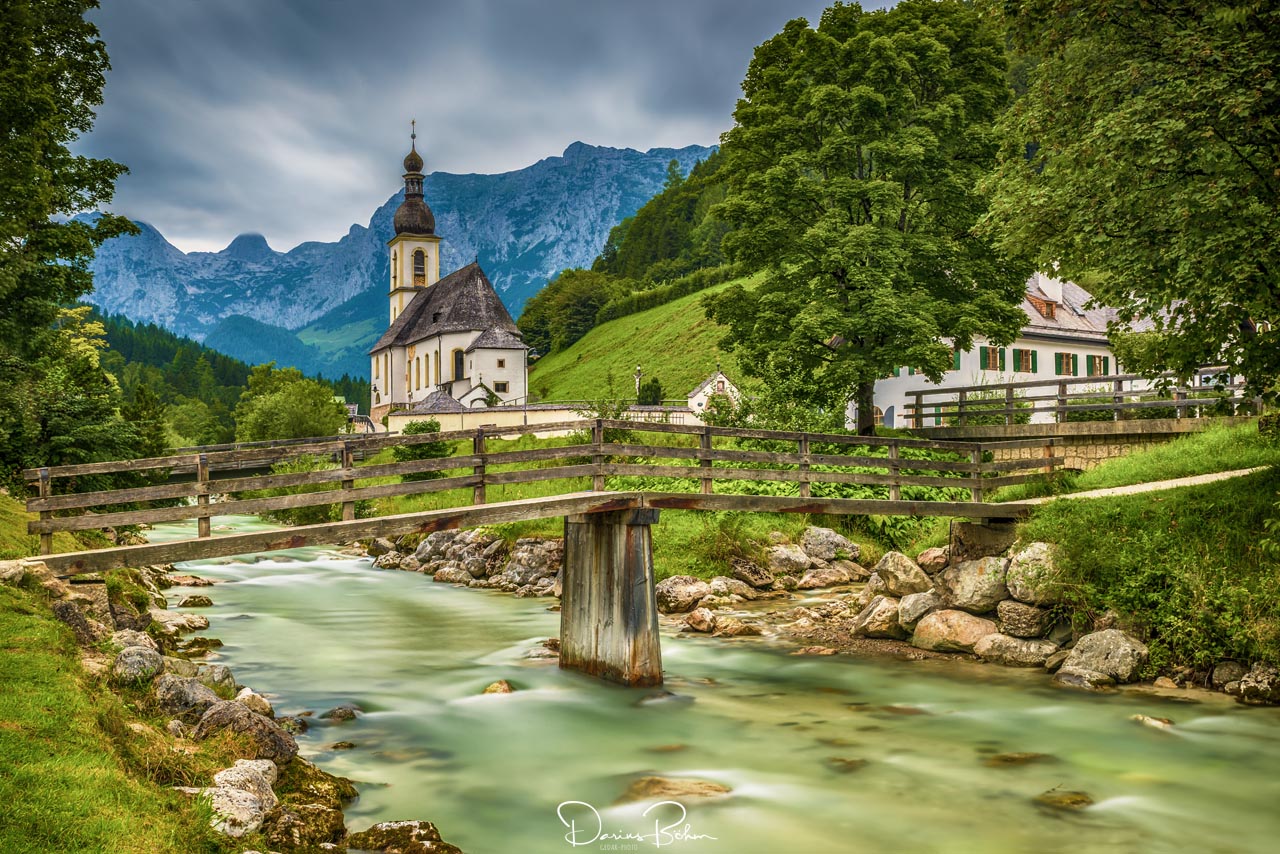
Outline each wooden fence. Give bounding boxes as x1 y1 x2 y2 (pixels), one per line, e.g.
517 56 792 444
903 366 1255 428
25 419 1059 556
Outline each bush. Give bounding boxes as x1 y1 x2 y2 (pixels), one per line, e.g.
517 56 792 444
391 420 454 482
637 378 665 406
243 454 371 526
1260 412 1280 445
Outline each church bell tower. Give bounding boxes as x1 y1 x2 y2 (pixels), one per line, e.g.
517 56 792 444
387 121 442 325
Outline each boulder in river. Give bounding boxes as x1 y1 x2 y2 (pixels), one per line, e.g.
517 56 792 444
109 629 158 652
974 633 1059 667
915 546 949 573
1233 664 1280 705
938 557 1008 614
177 595 213 608
193 701 298 764
483 680 515 694
1059 629 1148 684
148 608 210 636
709 576 757 599
798 562 857 590
912 610 998 653
800 527 859 562
346 820 463 854
235 686 274 718
154 674 221 720
263 802 348 850
1053 667 1116 690
614 776 732 805
111 645 163 684
656 576 712 614
1005 542 1064 606
432 567 472 585
684 607 716 633
872 552 932 597
997 599 1054 638
766 544 811 575
1034 789 1094 811
898 591 940 631
730 557 774 589
1212 660 1248 687
197 663 237 695
850 596 908 640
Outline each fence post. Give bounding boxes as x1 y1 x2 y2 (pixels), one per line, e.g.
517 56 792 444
473 427 487 505
969 446 984 503
341 441 355 522
913 392 924 429
888 441 901 502
699 426 713 495
1056 383 1067 423
196 454 211 539
1113 378 1123 422
1004 387 1015 426
798 435 811 498
1043 439 1055 475
957 390 968 427
1175 388 1187 419
38 468 52 556
592 419 606 491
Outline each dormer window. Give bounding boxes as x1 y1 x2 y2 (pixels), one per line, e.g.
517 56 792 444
413 249 426 284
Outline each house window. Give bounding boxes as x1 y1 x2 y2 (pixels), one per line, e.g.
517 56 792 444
453 349 465 381
391 251 398 286
1086 355 1110 376
413 250 426 284
979 346 1006 371
1054 352 1080 376
497 358 506 369
494 381 509 393
716 380 725 392
415 357 421 390
1012 348 1037 373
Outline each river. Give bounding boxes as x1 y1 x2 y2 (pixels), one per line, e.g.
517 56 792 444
156 517 1280 854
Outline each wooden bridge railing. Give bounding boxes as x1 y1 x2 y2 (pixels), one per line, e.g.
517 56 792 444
24 419 1060 556
902 366 1257 428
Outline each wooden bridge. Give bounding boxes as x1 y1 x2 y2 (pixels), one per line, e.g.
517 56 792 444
25 419 1057 687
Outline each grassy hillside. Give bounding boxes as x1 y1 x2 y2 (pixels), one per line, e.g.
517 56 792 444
527 272 762 401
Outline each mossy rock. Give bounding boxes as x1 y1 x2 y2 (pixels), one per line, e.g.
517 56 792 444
276 756 358 809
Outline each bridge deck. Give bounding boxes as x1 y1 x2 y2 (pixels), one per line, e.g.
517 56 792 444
35 491 1035 575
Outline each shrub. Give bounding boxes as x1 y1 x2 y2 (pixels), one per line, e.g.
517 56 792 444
391 419 454 482
243 454 371 526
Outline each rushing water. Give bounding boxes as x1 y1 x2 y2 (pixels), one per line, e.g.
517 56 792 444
158 517 1280 854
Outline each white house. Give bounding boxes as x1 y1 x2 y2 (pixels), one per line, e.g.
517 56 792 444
860 274 1124 428
369 132 528 426
687 369 740 414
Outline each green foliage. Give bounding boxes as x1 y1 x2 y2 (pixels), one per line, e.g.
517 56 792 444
593 263 745 326
1259 413 1280 445
391 419 454 482
517 268 632 356
233 363 348 442
243 455 370 526
637 377 665 406
982 1 1280 396
1022 468 1280 670
707 1 1031 434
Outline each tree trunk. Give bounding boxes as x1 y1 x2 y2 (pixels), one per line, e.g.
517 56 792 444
856 380 876 436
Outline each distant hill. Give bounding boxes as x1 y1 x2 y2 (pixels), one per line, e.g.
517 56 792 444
85 142 716 378
526 272 761 402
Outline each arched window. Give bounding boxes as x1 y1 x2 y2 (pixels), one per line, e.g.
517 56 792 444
413 249 426 284
424 353 431 387
415 357 421 389
391 251 398 286
374 357 380 379
452 348 465 381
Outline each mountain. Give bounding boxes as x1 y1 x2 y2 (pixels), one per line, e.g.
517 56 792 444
86 142 716 378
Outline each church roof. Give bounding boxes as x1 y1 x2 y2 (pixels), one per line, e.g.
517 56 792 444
402 389 467 414
465 328 528 352
370 262 520 353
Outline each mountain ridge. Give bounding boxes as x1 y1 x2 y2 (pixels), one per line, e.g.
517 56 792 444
85 141 717 377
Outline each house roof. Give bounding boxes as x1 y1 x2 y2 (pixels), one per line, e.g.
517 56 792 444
465 327 528 352
371 262 519 353
402 389 467 414
687 370 732 399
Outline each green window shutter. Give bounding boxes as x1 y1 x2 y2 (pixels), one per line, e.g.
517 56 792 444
1012 348 1021 372
953 349 962 371
1072 354 1080 376
979 347 988 370
1086 356 1095 377
893 367 901 377
1031 350 1038 372
1103 356 1110 375
999 348 1006 371
908 367 915 376
1054 353 1062 375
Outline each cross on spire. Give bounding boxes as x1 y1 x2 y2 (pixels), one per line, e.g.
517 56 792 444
410 119 417 147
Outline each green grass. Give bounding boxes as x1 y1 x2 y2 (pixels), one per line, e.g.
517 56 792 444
1021 467 1280 674
527 273 763 402
993 422 1278 502
0 583 236 854
0 493 85 560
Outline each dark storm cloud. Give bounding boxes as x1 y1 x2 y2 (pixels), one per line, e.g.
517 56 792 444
79 0 875 251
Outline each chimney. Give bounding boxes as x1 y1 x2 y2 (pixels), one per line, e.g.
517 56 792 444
1038 272 1064 304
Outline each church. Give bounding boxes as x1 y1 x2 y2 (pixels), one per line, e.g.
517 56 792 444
369 132 528 426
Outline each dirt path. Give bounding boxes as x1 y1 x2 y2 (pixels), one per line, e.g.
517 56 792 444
1005 466 1267 506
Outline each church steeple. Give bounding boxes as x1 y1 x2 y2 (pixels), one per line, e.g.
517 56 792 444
387 122 442 326
394 121 435 236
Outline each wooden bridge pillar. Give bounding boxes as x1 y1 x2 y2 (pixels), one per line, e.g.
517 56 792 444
559 508 663 687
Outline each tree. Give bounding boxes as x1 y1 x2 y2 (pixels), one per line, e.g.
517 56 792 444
706 1 1030 433
637 377 665 406
517 268 630 354
391 420 454 482
981 1 1280 392
0 0 136 488
234 363 347 442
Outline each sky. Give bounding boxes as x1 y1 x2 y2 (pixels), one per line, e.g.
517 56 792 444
77 0 874 253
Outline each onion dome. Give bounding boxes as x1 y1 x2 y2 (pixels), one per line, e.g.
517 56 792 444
394 122 435 236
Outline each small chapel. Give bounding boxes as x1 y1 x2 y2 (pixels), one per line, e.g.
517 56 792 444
369 130 528 425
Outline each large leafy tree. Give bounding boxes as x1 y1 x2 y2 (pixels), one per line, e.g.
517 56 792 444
707 1 1030 433
234 363 348 442
0 0 137 488
982 1 1280 391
